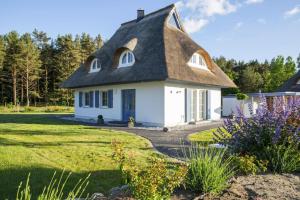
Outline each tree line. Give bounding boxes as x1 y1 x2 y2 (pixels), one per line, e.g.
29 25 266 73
0 29 299 106
0 30 103 106
214 55 300 95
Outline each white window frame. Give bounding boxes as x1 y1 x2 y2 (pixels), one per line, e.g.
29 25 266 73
118 50 135 68
89 58 101 73
188 53 209 70
101 91 108 108
84 92 90 107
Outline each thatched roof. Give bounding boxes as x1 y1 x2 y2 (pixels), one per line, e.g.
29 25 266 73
61 4 236 89
277 70 300 92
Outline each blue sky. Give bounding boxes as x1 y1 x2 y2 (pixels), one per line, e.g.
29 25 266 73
1 0 300 62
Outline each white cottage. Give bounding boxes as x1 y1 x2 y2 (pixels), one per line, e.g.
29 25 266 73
62 4 236 127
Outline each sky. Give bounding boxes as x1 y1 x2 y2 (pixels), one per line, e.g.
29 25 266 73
0 0 300 62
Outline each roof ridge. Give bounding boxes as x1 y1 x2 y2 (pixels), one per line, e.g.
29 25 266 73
121 4 175 26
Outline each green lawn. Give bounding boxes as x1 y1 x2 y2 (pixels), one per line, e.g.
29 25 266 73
0 113 155 199
188 128 228 143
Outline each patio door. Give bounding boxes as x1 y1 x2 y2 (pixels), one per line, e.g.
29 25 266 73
122 89 136 122
190 89 198 121
198 90 207 120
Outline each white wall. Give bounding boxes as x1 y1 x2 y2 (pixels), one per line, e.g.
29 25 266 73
74 82 165 126
164 82 221 127
222 96 259 117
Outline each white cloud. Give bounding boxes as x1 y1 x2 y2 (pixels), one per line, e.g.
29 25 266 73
245 0 264 5
185 0 238 17
285 5 300 18
234 22 244 30
177 0 239 33
257 18 266 24
183 18 209 33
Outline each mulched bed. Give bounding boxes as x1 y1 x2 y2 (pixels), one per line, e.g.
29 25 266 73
171 173 300 200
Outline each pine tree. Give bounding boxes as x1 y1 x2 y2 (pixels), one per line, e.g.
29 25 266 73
54 34 81 105
94 34 104 49
80 33 96 63
0 36 6 103
19 33 41 106
269 56 285 91
284 56 296 79
3 31 21 105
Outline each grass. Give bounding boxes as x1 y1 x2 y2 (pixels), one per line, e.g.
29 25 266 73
0 105 74 113
188 128 229 145
0 113 156 199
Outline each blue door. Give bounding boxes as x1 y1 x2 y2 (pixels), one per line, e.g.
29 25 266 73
122 89 136 122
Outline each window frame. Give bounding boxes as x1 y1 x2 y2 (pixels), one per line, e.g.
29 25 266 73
118 50 135 68
101 91 108 108
89 58 101 73
84 92 90 107
188 53 209 70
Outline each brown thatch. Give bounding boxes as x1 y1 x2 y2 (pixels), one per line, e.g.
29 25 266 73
277 70 300 92
61 4 236 89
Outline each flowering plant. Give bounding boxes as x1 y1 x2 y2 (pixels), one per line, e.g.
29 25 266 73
215 96 300 172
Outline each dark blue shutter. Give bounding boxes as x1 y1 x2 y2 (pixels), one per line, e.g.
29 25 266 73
108 90 113 108
89 91 94 107
79 92 83 107
95 91 100 108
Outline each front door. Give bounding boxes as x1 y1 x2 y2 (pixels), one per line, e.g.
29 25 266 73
122 89 136 122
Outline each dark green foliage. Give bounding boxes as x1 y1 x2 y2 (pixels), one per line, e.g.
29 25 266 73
236 93 248 100
0 30 104 106
214 55 297 94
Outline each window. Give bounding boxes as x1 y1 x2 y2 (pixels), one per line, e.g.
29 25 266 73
188 53 208 70
84 92 90 107
119 50 135 67
101 91 108 107
168 12 181 30
297 79 300 84
90 58 101 73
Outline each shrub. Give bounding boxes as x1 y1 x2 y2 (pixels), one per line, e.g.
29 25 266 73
218 96 300 173
111 140 187 200
236 93 248 100
184 146 235 196
263 144 300 173
16 172 90 200
232 155 268 175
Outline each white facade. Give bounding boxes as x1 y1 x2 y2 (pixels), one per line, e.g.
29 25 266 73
74 81 222 127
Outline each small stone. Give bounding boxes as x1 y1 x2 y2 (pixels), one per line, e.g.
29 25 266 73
90 193 107 200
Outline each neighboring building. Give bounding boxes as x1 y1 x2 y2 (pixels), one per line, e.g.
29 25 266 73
277 70 300 92
62 4 236 127
223 92 300 117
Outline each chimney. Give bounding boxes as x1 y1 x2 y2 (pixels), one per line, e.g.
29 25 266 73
137 9 144 21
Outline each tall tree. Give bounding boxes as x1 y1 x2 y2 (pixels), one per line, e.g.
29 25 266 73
32 29 52 104
0 36 6 102
296 53 300 70
3 31 21 105
284 56 296 78
80 33 96 63
54 34 81 105
240 67 264 93
269 56 285 91
94 34 103 49
19 33 41 106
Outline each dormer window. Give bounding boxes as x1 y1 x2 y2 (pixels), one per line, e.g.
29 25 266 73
168 11 181 30
90 58 101 73
188 53 208 70
119 50 135 67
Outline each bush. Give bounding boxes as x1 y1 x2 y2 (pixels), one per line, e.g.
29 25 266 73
16 172 89 200
218 96 300 173
232 155 268 175
236 93 248 100
184 146 235 196
263 144 300 173
112 140 187 200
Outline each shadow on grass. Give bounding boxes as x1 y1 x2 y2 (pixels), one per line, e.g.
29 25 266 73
0 114 77 126
0 137 112 147
0 166 122 199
